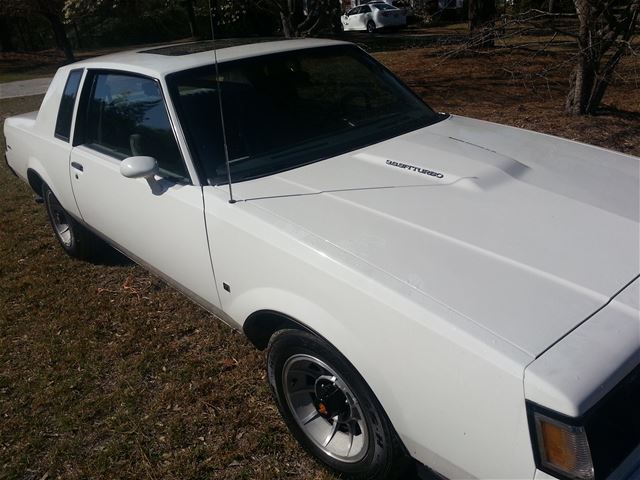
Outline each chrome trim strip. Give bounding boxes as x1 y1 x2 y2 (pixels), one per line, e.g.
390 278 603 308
158 75 202 186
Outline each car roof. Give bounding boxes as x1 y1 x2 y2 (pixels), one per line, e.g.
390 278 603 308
63 38 349 79
365 2 399 8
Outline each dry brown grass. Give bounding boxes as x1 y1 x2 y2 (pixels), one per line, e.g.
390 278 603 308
0 104 334 480
1 43 638 480
378 47 640 156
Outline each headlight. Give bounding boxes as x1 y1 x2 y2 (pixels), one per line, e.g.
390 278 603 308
528 405 594 480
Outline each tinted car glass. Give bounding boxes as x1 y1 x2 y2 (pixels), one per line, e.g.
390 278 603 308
167 45 443 185
361 5 372 12
83 72 188 182
55 70 83 141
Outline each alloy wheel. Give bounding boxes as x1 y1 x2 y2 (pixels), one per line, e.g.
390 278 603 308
282 354 369 463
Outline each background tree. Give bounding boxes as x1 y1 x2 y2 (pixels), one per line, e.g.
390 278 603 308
0 15 16 52
0 0 74 60
39 0 75 60
566 0 640 114
254 0 341 37
180 0 199 37
467 0 497 47
64 0 207 44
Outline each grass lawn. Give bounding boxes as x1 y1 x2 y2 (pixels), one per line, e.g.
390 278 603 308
1 44 638 480
0 52 63 83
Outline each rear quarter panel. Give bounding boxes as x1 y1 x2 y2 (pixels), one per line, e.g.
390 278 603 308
4 69 81 217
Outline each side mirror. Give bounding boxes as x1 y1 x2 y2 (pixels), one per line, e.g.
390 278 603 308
120 156 159 179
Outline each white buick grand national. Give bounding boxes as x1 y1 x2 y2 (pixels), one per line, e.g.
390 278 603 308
4 38 640 480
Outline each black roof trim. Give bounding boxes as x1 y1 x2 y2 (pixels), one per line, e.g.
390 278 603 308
140 38 288 56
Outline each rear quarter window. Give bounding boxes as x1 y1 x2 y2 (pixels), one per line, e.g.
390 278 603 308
55 70 83 141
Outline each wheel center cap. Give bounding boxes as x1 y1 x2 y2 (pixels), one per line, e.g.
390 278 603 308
314 376 350 419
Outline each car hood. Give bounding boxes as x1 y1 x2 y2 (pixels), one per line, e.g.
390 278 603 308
231 115 640 357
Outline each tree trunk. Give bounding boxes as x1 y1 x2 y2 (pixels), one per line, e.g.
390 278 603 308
208 0 219 37
280 10 295 37
565 0 639 114
468 0 479 31
16 18 32 51
181 0 198 38
72 22 82 49
468 0 496 48
44 12 75 62
565 57 596 114
548 0 555 13
0 16 15 52
565 0 593 114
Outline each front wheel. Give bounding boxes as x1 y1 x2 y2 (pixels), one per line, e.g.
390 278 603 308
267 329 408 479
366 20 376 33
43 183 103 260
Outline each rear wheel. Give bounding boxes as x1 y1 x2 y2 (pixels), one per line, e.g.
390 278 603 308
267 329 408 479
366 20 376 33
43 183 103 260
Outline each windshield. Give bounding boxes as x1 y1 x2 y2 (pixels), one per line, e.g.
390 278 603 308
166 45 443 184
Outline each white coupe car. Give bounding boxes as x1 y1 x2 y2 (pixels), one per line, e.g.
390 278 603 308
3 38 640 480
341 3 407 33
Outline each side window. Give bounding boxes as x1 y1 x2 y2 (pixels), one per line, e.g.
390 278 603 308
361 5 371 13
349 6 361 14
83 72 188 182
55 69 83 141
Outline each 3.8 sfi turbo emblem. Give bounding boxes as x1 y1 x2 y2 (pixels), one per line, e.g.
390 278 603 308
386 159 444 179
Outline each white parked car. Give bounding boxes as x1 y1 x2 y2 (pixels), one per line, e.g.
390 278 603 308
341 3 407 33
4 39 640 480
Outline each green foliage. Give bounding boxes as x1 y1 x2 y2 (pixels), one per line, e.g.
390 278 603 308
0 0 343 54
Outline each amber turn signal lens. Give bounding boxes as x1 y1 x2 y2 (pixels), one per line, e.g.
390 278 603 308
534 413 594 480
540 421 577 470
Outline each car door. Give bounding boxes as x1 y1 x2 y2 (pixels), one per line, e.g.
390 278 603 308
343 6 360 30
69 70 222 310
358 5 373 29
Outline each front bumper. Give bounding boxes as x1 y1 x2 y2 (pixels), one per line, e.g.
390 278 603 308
533 446 640 480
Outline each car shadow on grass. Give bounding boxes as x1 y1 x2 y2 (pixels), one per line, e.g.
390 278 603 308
94 245 134 267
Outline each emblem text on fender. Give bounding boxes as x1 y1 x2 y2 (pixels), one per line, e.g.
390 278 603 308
386 160 444 178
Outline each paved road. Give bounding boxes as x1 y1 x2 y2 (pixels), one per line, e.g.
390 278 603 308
0 77 52 100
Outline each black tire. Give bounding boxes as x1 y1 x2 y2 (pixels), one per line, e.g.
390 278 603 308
267 329 409 480
366 20 376 33
42 183 103 261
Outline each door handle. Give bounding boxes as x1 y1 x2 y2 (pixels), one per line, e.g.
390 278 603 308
71 161 84 172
